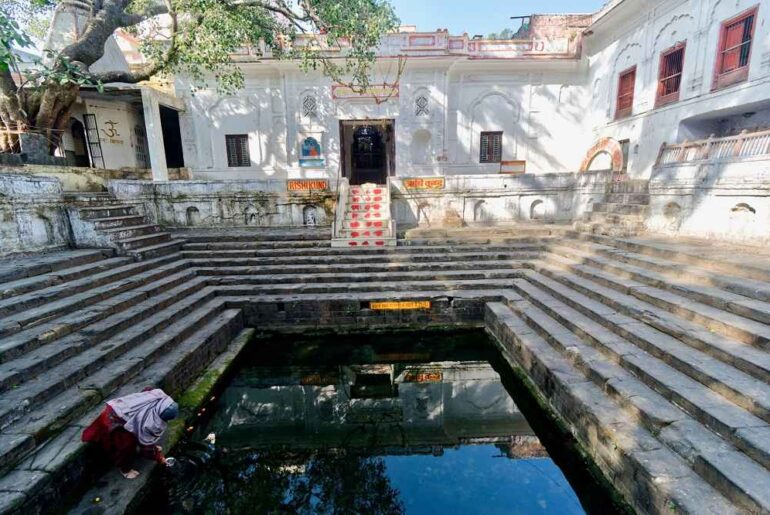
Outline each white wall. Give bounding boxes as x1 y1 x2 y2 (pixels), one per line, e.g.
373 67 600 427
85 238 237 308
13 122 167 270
586 0 770 178
180 59 589 180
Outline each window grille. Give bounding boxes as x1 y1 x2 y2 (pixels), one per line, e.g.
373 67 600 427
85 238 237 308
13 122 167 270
415 95 429 116
480 131 503 163
302 96 317 118
134 126 149 168
713 7 756 90
656 44 685 106
225 134 250 167
615 66 636 119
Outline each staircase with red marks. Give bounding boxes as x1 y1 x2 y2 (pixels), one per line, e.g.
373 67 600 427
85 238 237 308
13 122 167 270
332 182 396 247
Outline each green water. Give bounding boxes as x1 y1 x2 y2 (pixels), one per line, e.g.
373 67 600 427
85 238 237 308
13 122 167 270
142 330 620 514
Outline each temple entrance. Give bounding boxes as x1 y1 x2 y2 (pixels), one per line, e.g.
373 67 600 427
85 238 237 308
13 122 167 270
340 120 395 185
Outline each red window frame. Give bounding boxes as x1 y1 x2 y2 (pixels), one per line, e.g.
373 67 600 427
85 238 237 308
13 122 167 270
615 66 636 120
713 5 758 91
656 42 686 107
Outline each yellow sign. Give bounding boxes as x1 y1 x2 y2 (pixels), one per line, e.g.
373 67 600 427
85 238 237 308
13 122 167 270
369 300 431 310
403 177 445 190
403 371 443 383
287 179 329 191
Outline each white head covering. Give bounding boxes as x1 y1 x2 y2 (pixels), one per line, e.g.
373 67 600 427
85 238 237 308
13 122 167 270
107 389 176 446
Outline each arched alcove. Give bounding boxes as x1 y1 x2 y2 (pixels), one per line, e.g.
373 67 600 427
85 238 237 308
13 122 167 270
530 199 546 220
303 205 318 226
186 206 200 226
663 202 683 231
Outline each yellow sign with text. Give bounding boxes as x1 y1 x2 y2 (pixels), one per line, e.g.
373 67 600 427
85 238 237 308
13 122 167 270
402 177 445 190
287 179 329 191
369 300 431 310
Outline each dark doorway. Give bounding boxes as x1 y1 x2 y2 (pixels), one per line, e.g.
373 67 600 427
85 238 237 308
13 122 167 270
69 118 91 167
340 120 395 185
159 105 185 168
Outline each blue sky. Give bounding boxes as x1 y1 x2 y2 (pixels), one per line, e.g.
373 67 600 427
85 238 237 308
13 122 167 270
388 0 605 36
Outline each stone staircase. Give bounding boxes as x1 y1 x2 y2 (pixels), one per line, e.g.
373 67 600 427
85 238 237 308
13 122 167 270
486 232 770 514
66 193 183 260
332 182 396 247
575 178 650 237
0 226 768 514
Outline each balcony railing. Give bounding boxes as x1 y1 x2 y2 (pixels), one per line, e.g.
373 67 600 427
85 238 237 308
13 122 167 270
656 129 770 165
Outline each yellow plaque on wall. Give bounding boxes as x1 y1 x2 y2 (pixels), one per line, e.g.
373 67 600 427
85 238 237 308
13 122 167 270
402 177 445 190
369 300 431 310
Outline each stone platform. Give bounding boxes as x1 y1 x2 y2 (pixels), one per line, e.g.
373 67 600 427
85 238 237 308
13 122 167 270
0 225 767 514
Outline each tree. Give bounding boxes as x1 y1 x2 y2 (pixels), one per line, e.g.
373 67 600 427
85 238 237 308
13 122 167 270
0 0 399 154
486 27 515 40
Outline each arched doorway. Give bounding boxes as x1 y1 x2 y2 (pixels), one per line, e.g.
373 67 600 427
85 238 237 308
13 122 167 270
70 118 91 167
340 120 395 185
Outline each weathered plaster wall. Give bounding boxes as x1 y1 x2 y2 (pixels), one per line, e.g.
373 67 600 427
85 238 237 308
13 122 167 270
0 174 69 255
108 180 337 227
391 172 611 228
647 157 770 245
0 165 190 191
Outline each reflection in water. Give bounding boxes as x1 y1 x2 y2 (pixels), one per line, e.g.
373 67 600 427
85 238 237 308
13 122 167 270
145 332 586 514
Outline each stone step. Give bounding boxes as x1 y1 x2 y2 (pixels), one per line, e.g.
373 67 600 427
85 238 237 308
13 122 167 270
0 253 181 319
0 257 133 300
193 260 530 277
172 230 331 242
500 297 770 512
0 295 224 474
607 180 650 194
206 268 524 286
183 243 544 258
509 279 770 464
0 274 205 393
336 228 393 239
523 264 770 384
346 211 389 221
115 232 172 252
547 245 770 325
571 233 770 284
77 205 138 220
556 240 770 303
0 250 114 284
0 268 194 365
558 258 770 349
584 211 645 225
348 193 388 204
0 323 250 515
331 237 398 248
0 257 186 341
343 219 390 230
349 185 386 195
484 302 739 515
181 250 543 266
206 277 516 295
99 224 162 241
129 239 186 261
399 236 552 246
573 220 644 238
603 193 650 205
591 202 649 216
181 240 330 250
90 215 147 230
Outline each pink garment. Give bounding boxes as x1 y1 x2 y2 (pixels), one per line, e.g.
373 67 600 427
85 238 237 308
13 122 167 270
107 388 175 446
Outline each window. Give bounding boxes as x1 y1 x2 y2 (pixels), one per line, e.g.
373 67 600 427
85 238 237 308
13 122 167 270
133 125 149 168
225 134 250 167
479 131 502 163
656 43 685 107
615 66 636 119
302 96 317 118
415 95 429 116
714 6 757 90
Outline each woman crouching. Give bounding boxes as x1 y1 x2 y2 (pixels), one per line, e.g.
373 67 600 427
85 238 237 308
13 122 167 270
82 388 179 479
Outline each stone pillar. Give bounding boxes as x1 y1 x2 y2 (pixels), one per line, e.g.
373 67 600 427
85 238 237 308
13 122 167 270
141 88 169 181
